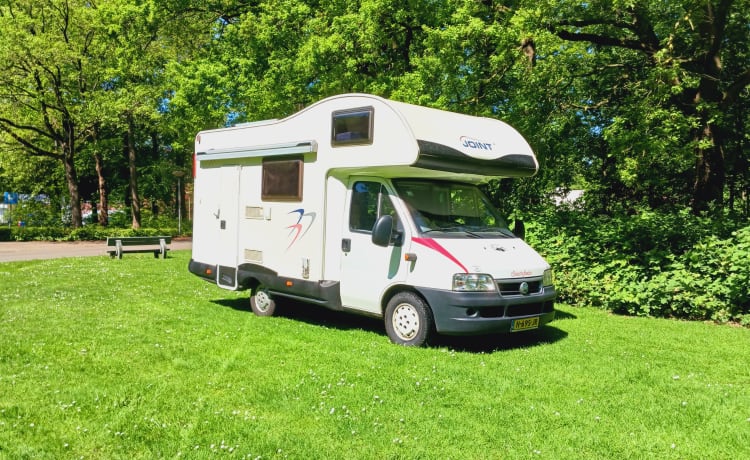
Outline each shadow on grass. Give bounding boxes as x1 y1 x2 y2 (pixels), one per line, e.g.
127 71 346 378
210 297 383 334
211 297 569 353
212 297 252 313
552 309 577 320
432 326 568 353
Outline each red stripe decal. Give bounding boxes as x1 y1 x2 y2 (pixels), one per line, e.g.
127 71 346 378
412 238 468 273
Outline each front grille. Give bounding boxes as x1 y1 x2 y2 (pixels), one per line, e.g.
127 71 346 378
496 280 542 296
467 277 553 319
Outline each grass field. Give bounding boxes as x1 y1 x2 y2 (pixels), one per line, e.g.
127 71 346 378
0 250 748 459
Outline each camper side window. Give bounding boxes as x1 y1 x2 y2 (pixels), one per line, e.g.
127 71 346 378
262 158 303 201
332 107 374 145
349 181 401 234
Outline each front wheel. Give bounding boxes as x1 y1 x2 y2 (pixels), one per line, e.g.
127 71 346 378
250 286 277 317
384 292 434 347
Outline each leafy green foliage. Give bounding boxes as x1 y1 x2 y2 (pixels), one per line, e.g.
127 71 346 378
514 0 750 213
2 0 748 221
4 197 64 228
527 208 750 325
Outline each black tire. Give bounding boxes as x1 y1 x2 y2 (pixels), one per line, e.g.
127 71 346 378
250 286 277 317
384 292 434 346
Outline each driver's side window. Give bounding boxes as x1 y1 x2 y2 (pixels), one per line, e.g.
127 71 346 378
349 181 401 233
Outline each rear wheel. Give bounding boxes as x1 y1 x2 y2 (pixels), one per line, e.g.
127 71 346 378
384 292 434 347
250 285 277 317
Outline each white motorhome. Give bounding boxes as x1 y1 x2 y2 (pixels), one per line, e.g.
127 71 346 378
189 93 555 346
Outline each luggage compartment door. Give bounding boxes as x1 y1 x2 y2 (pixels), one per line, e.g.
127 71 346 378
215 165 241 289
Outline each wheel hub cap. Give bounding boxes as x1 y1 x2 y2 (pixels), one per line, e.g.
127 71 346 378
392 304 420 340
256 291 271 311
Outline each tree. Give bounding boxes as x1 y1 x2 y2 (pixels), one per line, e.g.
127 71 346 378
94 0 168 229
3 0 747 230
0 0 106 227
521 0 750 214
92 0 218 228
0 0 214 229
167 0 452 124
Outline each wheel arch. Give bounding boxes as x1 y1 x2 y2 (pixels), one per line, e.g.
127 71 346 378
381 284 431 315
237 263 278 292
239 274 260 292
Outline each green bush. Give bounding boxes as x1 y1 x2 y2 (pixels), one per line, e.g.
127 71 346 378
11 226 69 241
527 208 749 325
7 226 182 242
5 198 63 227
643 227 750 324
67 225 114 241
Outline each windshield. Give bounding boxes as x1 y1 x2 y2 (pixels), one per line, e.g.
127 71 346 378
392 179 515 237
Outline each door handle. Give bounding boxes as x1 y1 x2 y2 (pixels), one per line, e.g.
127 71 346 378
342 238 351 253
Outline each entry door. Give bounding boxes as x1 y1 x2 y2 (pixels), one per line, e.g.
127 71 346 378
339 180 406 314
216 165 241 289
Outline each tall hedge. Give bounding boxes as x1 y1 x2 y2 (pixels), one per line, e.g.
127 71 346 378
527 209 750 326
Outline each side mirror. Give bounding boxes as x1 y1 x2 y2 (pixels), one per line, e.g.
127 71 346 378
372 215 394 247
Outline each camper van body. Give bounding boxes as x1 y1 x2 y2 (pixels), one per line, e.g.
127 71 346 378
189 94 555 345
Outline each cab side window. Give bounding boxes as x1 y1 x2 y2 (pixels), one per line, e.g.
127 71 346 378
349 181 401 233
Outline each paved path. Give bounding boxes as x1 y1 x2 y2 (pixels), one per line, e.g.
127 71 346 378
0 238 192 262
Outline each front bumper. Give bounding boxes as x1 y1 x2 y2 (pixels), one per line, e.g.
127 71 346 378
417 286 556 336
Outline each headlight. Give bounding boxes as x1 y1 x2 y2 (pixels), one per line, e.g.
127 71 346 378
543 268 554 286
453 273 496 292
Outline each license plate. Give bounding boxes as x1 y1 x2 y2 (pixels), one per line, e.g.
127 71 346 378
511 317 539 332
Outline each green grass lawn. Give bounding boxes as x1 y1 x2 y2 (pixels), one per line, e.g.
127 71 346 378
1 250 748 459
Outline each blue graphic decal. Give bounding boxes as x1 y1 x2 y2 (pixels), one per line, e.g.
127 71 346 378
286 209 317 249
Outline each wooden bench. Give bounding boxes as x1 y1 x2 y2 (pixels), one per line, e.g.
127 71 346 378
106 236 171 259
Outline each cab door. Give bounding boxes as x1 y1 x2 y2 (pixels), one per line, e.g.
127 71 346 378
339 179 408 314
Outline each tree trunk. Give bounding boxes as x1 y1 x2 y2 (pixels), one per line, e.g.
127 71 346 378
151 131 160 218
125 116 141 229
62 149 83 228
691 121 725 214
94 152 109 226
688 1 732 214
